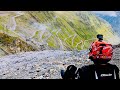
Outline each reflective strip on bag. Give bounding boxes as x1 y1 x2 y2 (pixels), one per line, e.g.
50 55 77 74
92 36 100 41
114 69 116 79
95 71 98 79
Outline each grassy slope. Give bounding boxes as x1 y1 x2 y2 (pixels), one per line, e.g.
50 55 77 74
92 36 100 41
0 11 119 57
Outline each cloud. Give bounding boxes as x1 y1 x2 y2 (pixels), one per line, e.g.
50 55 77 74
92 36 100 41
92 11 117 17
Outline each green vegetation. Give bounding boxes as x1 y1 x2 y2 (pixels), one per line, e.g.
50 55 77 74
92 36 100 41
0 11 118 57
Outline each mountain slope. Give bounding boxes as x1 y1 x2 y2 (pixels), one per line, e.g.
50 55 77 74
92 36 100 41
94 11 120 38
0 11 119 57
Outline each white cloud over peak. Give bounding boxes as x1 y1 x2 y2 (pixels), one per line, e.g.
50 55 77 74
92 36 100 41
92 11 117 17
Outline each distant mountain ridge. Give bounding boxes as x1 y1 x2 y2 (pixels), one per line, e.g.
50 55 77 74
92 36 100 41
94 11 120 37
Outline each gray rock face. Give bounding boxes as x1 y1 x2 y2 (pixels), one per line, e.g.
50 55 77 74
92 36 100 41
0 50 91 79
110 48 120 70
0 48 119 79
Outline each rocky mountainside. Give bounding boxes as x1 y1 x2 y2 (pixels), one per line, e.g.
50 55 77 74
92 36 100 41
0 11 120 79
0 47 119 79
0 11 119 57
0 50 91 79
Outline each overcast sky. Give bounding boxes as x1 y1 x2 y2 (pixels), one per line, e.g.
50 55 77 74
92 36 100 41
92 11 117 17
